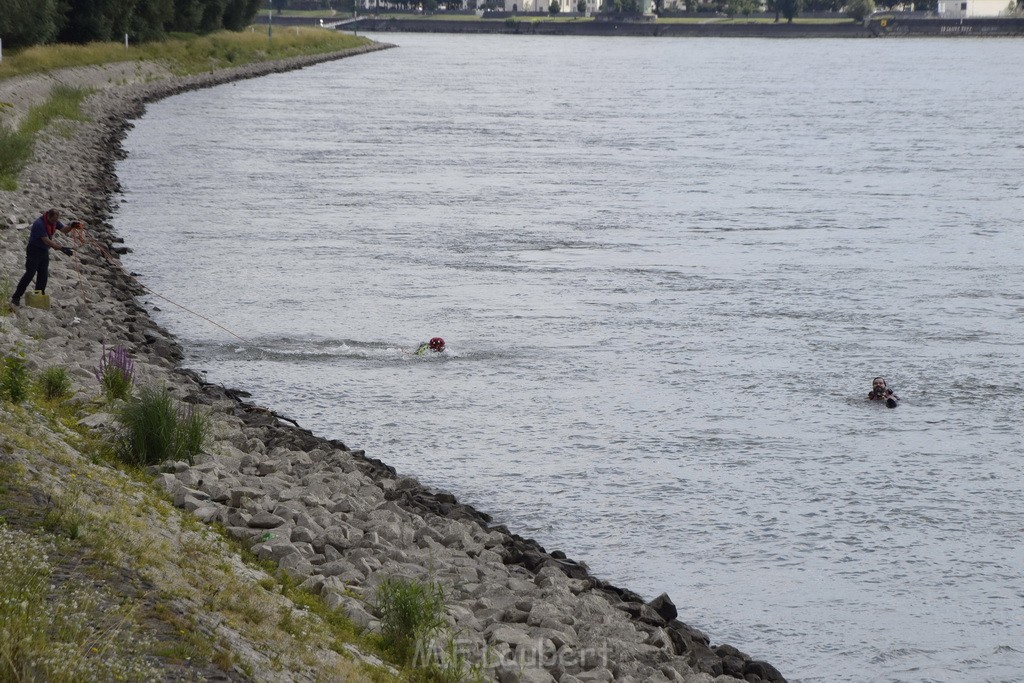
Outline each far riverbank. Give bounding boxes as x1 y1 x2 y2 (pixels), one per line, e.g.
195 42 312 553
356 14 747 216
255 14 1024 37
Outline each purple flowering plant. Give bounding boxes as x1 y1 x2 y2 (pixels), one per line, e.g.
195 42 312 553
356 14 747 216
95 345 134 401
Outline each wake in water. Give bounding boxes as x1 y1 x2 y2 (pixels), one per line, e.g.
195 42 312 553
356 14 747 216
190 336 459 364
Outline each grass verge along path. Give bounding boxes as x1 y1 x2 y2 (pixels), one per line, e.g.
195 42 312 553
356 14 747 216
0 28 372 81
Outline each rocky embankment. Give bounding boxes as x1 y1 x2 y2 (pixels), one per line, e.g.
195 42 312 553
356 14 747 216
0 47 787 683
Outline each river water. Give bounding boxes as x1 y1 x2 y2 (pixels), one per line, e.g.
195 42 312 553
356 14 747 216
113 35 1024 682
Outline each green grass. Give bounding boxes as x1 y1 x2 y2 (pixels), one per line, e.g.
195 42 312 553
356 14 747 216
0 523 161 681
0 85 90 190
116 385 209 466
0 29 373 81
20 85 90 134
0 126 33 191
37 367 74 402
375 576 448 667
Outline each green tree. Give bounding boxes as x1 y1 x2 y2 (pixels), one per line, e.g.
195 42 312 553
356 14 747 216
199 0 228 32
0 0 65 47
845 0 873 20
549 0 560 11
577 0 586 10
60 0 110 42
131 0 174 40
172 0 203 30
222 0 262 29
777 0 800 21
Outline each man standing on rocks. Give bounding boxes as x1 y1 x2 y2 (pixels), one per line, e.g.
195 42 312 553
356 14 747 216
10 209 79 308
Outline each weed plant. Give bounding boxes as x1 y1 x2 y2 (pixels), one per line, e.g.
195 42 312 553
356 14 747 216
418 636 489 683
116 385 209 466
375 576 448 667
95 344 135 401
1 352 30 403
38 366 73 401
0 278 15 315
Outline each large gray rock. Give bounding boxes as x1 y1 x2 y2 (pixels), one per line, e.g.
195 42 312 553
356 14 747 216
321 523 363 551
254 540 301 563
318 559 365 582
248 511 286 529
486 623 536 649
228 486 264 508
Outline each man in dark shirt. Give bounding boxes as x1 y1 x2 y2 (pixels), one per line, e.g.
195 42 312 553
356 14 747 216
10 209 80 308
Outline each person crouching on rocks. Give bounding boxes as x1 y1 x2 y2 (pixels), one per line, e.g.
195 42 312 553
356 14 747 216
10 209 80 308
868 376 899 409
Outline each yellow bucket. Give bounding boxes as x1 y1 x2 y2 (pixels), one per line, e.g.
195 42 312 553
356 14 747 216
25 290 51 309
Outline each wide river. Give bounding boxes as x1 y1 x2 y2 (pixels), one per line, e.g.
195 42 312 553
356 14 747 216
113 34 1023 682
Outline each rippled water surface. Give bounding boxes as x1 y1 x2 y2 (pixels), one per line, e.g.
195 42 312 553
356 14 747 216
114 35 1024 682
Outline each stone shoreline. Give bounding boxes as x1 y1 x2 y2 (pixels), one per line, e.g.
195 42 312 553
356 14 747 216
0 46 787 683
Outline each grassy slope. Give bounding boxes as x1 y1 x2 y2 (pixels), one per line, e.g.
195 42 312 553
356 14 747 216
0 29 406 682
0 28 371 81
0 391 394 681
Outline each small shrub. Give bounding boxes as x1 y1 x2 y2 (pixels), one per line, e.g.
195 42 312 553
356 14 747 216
375 576 448 666
95 345 135 401
38 366 73 401
1 352 30 403
116 385 209 466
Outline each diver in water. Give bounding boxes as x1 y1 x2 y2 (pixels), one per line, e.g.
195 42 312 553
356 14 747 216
868 376 899 409
414 337 446 356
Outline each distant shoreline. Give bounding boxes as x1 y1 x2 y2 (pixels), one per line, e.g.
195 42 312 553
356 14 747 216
357 15 1024 37
257 14 1024 38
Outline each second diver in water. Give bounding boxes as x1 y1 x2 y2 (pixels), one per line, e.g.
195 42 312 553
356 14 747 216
868 376 899 409
414 337 446 356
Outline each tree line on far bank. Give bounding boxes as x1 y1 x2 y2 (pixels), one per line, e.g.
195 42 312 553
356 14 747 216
0 0 262 50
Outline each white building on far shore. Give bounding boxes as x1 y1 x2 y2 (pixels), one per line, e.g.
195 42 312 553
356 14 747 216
936 0 1016 16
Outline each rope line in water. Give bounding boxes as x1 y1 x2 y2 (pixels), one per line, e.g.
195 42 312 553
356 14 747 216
69 225 249 344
